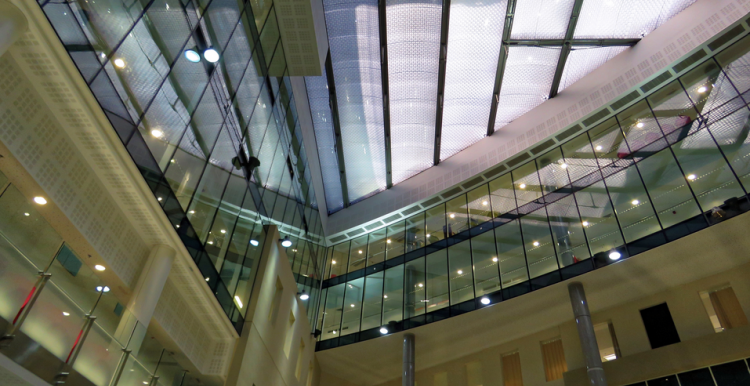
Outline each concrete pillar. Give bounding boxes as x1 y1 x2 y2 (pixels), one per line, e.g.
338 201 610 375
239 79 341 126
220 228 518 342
0 0 27 57
403 333 415 386
568 282 607 386
114 245 175 354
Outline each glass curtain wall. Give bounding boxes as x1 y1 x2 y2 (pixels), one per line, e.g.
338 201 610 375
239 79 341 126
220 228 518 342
316 33 750 350
39 0 326 330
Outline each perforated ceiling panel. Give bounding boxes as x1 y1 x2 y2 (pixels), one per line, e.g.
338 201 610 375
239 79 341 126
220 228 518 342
324 0 388 200
510 0 575 39
440 0 507 160
559 46 629 92
386 0 441 184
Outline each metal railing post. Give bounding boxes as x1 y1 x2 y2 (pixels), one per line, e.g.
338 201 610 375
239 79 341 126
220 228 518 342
0 272 52 347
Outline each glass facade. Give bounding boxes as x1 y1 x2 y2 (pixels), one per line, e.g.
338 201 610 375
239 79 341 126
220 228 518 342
39 0 326 329
316 33 750 350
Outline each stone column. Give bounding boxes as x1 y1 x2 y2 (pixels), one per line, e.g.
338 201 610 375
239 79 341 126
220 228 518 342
403 333 415 386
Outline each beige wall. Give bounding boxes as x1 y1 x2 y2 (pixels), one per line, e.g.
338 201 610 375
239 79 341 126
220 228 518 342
320 261 750 386
226 226 320 386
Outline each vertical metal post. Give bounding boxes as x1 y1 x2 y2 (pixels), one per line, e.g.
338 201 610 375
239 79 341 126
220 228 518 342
109 349 132 386
1 272 52 346
402 333 415 386
568 282 607 386
55 315 97 384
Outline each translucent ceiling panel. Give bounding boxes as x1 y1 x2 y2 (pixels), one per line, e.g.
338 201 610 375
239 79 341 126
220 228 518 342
305 74 345 212
324 0 388 201
573 0 696 39
558 46 629 92
386 0 442 184
510 0 575 40
494 46 561 130
440 0 507 160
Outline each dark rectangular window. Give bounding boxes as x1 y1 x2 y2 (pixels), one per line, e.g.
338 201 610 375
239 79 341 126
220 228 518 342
677 368 715 386
640 303 681 349
647 375 679 386
711 360 750 385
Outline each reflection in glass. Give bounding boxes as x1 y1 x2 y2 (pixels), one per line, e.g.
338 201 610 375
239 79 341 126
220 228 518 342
385 220 406 259
561 133 598 184
537 148 570 195
348 235 368 273
329 242 350 278
341 278 364 336
425 204 446 246
489 173 517 217
467 185 493 229
471 231 500 297
604 168 661 242
617 101 668 161
513 161 543 210
405 257 426 319
637 148 701 228
546 196 590 267
425 250 449 313
575 180 624 256
708 108 750 192
383 266 404 324
681 60 743 124
405 213 425 252
367 228 387 266
322 284 345 339
448 241 473 304
446 195 469 234
647 81 700 145
361 272 384 330
521 209 557 278
495 220 528 288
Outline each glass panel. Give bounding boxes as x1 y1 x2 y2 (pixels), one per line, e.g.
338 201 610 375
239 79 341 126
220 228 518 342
361 271 384 330
715 35 750 96
708 107 750 192
547 195 590 267
405 212 425 252
471 231 499 297
386 220 406 259
647 81 700 145
448 240 473 304
425 250 449 313
681 61 743 124
637 148 701 228
575 180 625 256
467 185 492 228
589 118 632 170
495 220 528 288
520 208 557 278
348 235 368 272
208 176 246 272
424 204 446 246
341 278 364 335
404 257 426 319
618 101 669 160
74 322 122 386
446 194 470 234
676 123 746 210
382 265 404 324
186 161 231 244
322 283 345 339
489 173 517 217
366 228 387 266
537 148 570 195
329 242 350 279
604 167 661 242
513 161 544 209
561 133 598 184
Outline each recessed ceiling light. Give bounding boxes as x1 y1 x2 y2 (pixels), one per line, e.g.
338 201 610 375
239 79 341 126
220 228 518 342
519 183 526 189
380 327 388 334
175 225 180 228
426 233 431 238
299 292 309 300
609 250 621 260
595 145 603 151
235 295 243 309
386 239 391 244
96 285 110 293
636 122 644 128
151 129 164 138
207 241 213 245
560 163 568 169
205 277 210 282
332 330 337 335
697 86 707 93
350 304 355 308
482 200 488 206
33 196 47 205
95 265 106 271
687 174 696 181
189 210 195 214
457 270 463 275
113 58 126 68
480 297 490 305
358 250 362 254
332 260 337 265
220 229 226 234
24 212 29 216
383 295 388 298
250 239 259 246
203 48 220 63
533 241 539 247
631 199 639 206
449 213 455 219
418 283 423 288
157 197 162 201
280 236 292 248
492 257 498 262
63 311 70 316
184 49 201 63
582 221 589 226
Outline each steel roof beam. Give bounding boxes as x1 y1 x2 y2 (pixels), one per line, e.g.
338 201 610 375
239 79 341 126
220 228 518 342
324 52 351 207
486 0 516 137
506 38 640 46
548 0 585 99
378 0 393 188
433 0 451 165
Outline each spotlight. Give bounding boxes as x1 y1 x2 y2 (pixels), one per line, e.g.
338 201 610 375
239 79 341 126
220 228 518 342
280 236 292 248
582 221 589 226
457 270 463 275
449 213 455 219
533 241 539 247
519 183 526 189
481 297 490 305
482 200 488 206
33 196 47 205
608 250 621 260
95 265 106 271
387 239 392 244
636 122 644 128
96 286 110 293
697 86 707 93
380 327 388 334
63 312 70 316
203 48 220 63
184 49 201 63
631 199 639 206
150 129 164 138
250 239 259 246
299 291 309 300
560 163 568 169
235 296 243 309
595 145 603 151
687 174 696 181
492 257 498 262
113 58 126 68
